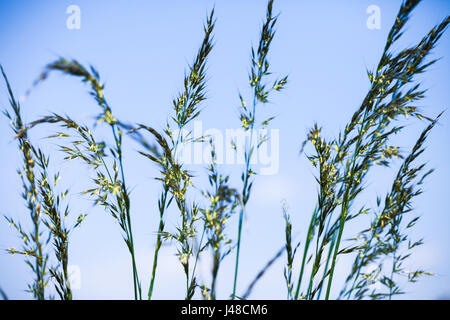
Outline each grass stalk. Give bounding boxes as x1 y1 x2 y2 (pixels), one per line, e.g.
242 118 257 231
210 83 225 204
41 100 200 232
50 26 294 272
232 0 287 299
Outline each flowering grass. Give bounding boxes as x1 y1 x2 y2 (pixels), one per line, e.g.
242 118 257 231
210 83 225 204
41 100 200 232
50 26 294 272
1 0 448 300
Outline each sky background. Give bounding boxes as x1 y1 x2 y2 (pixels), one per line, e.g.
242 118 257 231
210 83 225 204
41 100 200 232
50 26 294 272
0 0 449 299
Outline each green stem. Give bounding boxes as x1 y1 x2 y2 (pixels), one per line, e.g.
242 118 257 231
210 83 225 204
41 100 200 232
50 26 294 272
186 226 206 299
345 237 373 299
112 124 141 300
306 207 324 299
325 204 349 300
325 111 367 300
148 188 168 300
307 207 334 300
232 95 257 300
317 231 336 300
294 205 318 300
389 252 396 300
148 130 183 299
232 210 244 299
34 220 45 300
211 250 220 300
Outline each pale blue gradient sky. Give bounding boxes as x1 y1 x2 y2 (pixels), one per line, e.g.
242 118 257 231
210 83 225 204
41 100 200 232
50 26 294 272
0 0 449 299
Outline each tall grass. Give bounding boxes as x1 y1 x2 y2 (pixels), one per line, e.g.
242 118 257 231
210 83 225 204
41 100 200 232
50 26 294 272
28 59 143 299
231 0 288 299
136 10 216 300
290 0 448 299
1 0 448 300
2 66 85 300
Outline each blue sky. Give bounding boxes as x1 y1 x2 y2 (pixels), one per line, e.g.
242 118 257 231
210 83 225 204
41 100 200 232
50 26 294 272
0 0 449 299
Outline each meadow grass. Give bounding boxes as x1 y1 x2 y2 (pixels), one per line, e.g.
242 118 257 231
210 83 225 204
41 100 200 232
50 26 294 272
1 0 448 300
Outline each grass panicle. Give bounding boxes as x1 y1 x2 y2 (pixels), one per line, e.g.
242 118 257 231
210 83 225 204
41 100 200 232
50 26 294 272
135 9 215 300
200 139 241 299
2 66 85 300
340 114 441 300
292 0 448 300
34 148 86 300
232 0 288 299
25 56 143 299
282 203 300 300
2 65 48 300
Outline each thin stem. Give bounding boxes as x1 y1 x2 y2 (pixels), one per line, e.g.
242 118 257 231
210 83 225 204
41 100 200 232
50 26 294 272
307 206 334 299
232 95 257 300
294 205 318 300
306 206 324 299
345 237 373 299
325 111 368 300
317 231 336 300
148 187 169 299
148 128 183 300
34 221 45 300
187 226 206 299
389 252 396 300
232 209 245 299
111 124 141 300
